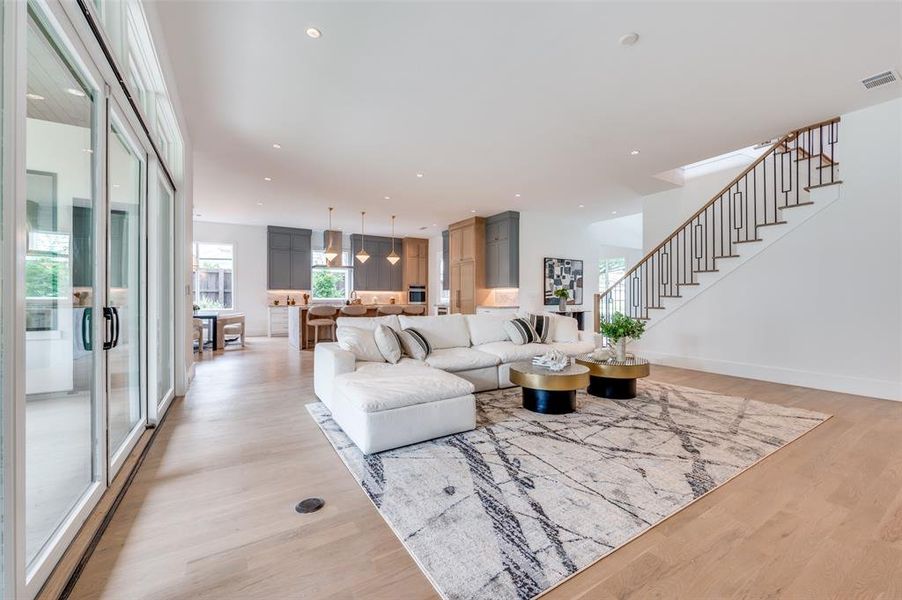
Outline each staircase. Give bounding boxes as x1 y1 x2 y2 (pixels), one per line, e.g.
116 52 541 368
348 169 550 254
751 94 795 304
594 117 842 333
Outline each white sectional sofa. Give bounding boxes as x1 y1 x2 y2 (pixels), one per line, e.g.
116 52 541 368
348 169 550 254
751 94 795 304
314 312 595 454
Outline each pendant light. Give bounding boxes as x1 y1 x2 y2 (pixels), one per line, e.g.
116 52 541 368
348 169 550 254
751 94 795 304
355 211 370 263
324 207 338 264
386 215 400 265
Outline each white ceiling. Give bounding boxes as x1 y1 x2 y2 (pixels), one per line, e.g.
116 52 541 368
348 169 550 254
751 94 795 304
154 1 902 236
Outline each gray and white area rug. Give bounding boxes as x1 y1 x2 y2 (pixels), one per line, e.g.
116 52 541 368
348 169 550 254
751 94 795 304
306 380 829 600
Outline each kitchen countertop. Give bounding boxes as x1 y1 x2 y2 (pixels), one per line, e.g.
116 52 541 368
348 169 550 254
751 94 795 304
270 303 425 309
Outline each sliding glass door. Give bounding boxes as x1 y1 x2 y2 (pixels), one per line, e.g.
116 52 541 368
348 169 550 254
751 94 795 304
9 0 183 594
106 108 145 475
23 4 103 575
151 174 175 419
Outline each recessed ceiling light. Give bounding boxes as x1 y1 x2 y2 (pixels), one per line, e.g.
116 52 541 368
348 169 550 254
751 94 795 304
630 149 640 156
264 177 272 182
619 32 640 46
515 193 521 198
384 196 391 200
612 211 618 215
272 143 281 149
306 27 321 39
65 87 86 97
578 204 584 208
257 202 264 206
416 172 424 178
432 223 437 227
26 93 45 100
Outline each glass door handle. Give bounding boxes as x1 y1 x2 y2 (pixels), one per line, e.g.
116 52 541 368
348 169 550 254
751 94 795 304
81 308 93 351
102 307 114 350
110 307 120 348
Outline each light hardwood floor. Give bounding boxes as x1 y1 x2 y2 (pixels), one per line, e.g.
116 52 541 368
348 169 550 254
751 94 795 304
69 337 902 599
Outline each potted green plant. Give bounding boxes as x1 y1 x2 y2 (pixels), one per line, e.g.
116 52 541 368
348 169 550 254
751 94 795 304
599 312 646 361
553 287 570 311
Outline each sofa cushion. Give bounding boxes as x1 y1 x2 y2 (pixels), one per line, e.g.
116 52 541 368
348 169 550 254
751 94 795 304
551 339 595 356
465 314 511 346
335 315 401 331
424 347 501 372
336 326 384 362
475 341 553 363
374 324 402 363
546 313 580 342
335 364 474 413
399 327 431 359
399 314 470 349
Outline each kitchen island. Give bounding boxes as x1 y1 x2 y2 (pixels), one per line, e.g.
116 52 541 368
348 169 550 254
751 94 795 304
285 304 426 350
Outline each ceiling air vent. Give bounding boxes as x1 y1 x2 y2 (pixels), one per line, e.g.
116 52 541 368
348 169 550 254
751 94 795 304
861 70 898 90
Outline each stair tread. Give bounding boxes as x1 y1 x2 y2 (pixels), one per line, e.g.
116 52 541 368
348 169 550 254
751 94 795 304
734 238 764 244
757 221 789 228
779 201 816 209
804 180 843 191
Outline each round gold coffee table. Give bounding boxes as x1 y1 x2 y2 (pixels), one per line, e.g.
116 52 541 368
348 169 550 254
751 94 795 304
575 354 650 399
508 362 590 414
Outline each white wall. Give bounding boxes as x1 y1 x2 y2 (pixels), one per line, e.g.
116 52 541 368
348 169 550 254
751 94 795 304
635 98 902 401
192 221 269 336
642 165 746 251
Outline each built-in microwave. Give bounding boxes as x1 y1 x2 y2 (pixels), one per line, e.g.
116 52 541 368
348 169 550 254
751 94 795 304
408 285 426 304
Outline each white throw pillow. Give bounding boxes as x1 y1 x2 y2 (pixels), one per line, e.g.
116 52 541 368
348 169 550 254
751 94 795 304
398 314 470 349
373 324 402 364
465 314 511 346
545 313 580 343
336 326 385 362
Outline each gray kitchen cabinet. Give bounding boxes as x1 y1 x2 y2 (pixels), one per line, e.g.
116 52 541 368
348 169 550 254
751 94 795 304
350 235 404 291
267 226 311 290
484 211 519 288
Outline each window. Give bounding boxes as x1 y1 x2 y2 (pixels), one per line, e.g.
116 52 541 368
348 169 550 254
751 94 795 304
599 257 627 315
311 251 351 301
192 242 234 309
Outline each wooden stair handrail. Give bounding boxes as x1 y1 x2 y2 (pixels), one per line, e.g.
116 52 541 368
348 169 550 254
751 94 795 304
596 117 840 302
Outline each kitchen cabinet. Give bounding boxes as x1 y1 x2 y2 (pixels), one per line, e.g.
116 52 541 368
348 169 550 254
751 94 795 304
442 230 449 290
402 238 429 289
448 217 485 314
267 226 311 290
485 211 519 288
350 234 404 291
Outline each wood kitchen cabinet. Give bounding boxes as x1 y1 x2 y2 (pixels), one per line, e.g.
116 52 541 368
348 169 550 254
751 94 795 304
402 238 429 290
448 217 485 314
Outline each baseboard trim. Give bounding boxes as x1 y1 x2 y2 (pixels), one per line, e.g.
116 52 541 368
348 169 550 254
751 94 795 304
642 350 901 402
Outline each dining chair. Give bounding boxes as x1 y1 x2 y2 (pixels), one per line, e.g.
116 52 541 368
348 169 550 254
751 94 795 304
307 306 338 348
376 305 404 315
192 318 204 353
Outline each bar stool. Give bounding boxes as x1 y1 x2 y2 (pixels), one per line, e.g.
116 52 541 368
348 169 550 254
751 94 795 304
402 305 426 315
377 305 403 315
339 305 368 317
307 305 338 348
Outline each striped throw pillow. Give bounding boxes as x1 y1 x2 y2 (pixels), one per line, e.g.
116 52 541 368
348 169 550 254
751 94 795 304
529 314 551 343
399 327 432 359
504 318 539 345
